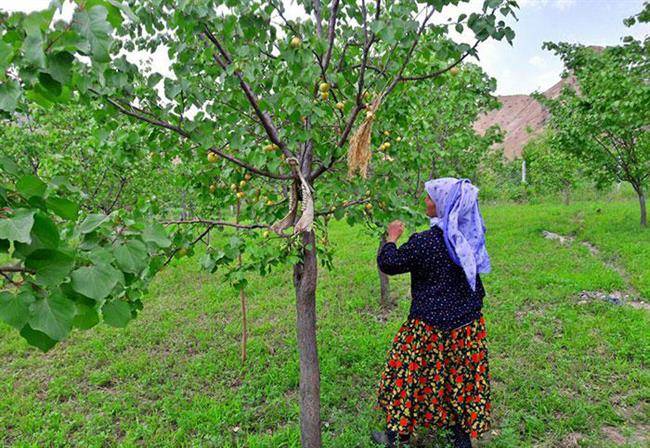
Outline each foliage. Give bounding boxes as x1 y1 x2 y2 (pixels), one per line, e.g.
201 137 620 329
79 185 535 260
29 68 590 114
521 131 585 201
0 0 518 353
357 61 503 237
0 101 184 214
0 159 173 351
538 11 649 225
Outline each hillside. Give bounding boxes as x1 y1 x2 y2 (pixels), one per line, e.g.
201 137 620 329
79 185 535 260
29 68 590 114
474 75 578 160
475 45 610 160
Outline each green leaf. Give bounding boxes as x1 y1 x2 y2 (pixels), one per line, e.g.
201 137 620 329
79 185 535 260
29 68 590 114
0 290 34 329
102 300 131 327
72 302 100 330
0 79 21 112
0 40 14 73
71 263 120 301
28 291 75 341
38 72 62 97
0 209 35 243
142 222 171 248
20 324 57 352
107 0 138 22
46 51 74 84
25 249 74 287
113 239 147 274
73 5 113 63
46 196 79 220
0 239 8 253
22 32 46 68
86 0 123 27
0 155 24 177
31 213 60 249
78 213 108 234
17 174 47 198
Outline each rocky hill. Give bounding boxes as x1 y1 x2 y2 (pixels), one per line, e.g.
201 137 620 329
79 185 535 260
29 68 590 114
473 75 577 159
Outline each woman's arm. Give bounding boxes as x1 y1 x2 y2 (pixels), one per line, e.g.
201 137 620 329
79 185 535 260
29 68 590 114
377 221 420 275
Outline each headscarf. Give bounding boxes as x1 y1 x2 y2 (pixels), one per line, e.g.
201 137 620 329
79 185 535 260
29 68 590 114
424 177 491 291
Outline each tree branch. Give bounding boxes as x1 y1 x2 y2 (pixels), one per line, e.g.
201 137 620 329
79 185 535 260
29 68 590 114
0 265 29 273
162 218 269 230
315 198 370 217
92 88 289 180
202 23 297 166
321 0 340 73
400 40 480 82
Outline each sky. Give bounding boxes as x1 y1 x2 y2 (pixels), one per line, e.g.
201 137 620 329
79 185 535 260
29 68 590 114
2 0 649 95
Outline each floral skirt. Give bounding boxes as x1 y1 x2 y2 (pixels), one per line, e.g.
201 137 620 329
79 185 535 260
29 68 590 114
375 314 491 440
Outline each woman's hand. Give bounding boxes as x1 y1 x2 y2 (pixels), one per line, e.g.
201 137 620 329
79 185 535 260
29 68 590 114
386 220 405 243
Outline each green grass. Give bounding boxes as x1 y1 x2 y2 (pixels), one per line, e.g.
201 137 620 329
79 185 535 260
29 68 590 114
1 199 648 447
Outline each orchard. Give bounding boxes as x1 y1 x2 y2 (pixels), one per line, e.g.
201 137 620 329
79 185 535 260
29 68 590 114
0 1 517 446
2 1 647 447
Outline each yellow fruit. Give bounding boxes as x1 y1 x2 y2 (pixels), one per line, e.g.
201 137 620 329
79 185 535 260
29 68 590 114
236 191 245 199
266 200 274 206
320 91 329 100
383 130 390 136
207 152 218 163
396 136 402 142
244 173 252 181
365 189 371 196
382 142 391 150
239 180 246 188
178 247 187 256
450 66 460 76
264 143 274 151
319 82 330 92
263 230 270 238
365 203 373 210
290 36 301 48
272 143 280 151
209 184 217 193
335 102 345 110
230 183 238 191
330 206 336 212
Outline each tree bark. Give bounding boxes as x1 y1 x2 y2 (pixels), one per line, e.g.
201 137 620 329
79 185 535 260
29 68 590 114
293 229 321 448
637 187 647 227
377 235 392 308
292 126 321 447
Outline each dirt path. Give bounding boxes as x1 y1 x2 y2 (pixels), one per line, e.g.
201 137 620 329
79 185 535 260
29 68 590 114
541 230 649 310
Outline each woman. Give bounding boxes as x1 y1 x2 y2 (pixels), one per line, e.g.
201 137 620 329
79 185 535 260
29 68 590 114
372 177 492 448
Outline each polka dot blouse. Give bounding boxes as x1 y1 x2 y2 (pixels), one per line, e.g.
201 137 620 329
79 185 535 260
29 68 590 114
377 226 486 330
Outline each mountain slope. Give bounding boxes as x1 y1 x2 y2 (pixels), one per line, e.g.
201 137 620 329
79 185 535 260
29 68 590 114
474 76 578 160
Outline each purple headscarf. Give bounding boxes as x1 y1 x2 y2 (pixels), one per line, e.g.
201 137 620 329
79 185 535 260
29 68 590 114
424 177 491 291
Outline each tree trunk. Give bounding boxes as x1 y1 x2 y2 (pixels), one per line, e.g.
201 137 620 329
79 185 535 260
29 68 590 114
637 187 647 227
293 229 321 448
292 128 321 447
563 182 571 206
377 235 392 308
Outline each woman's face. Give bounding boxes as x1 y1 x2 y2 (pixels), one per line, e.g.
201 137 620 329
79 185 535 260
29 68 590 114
425 194 437 218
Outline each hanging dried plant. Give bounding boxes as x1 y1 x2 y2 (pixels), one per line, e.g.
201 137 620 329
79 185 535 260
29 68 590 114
348 96 383 178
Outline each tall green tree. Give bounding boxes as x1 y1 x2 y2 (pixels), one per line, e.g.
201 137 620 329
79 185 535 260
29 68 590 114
360 61 502 306
538 6 649 226
0 1 517 445
522 131 583 204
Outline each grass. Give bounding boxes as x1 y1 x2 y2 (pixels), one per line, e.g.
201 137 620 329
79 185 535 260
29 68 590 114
0 199 648 447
